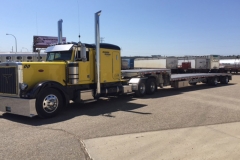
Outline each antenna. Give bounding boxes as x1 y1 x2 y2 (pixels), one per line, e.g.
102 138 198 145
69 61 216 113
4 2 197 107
36 12 38 35
77 0 81 42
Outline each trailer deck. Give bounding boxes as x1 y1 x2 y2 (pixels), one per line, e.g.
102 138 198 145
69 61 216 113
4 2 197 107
122 69 231 81
121 69 170 77
171 73 232 81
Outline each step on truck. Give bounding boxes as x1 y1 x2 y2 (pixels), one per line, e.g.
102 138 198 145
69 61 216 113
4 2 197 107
0 11 232 118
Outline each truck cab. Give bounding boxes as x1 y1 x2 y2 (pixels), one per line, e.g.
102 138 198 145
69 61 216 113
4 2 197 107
0 42 122 118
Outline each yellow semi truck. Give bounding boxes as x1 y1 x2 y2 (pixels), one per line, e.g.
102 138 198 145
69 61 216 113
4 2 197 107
0 11 232 118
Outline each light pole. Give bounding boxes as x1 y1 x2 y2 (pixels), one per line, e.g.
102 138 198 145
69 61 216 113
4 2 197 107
6 33 17 52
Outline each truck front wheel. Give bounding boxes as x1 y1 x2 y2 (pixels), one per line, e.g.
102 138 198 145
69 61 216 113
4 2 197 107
36 88 63 118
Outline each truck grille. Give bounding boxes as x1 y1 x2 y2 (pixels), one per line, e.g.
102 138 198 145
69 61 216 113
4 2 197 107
0 67 17 94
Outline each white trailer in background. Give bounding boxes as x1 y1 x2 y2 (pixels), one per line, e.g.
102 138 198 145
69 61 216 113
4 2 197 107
0 52 47 63
178 58 207 69
206 55 220 69
219 59 240 73
175 55 220 73
134 57 178 69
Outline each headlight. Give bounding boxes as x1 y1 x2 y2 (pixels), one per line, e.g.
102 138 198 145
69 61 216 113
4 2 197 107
20 83 28 90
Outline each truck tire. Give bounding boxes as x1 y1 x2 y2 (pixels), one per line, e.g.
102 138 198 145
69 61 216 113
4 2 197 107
135 80 146 97
208 77 218 86
36 88 63 118
146 78 157 95
220 76 229 84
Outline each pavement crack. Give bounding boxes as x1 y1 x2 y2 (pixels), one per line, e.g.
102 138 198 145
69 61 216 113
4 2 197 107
206 125 240 140
38 126 92 160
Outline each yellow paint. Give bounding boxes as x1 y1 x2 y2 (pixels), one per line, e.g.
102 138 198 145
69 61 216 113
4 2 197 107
22 62 66 89
21 46 121 91
98 48 121 83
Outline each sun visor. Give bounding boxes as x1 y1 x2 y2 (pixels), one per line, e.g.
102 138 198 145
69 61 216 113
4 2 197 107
45 44 74 52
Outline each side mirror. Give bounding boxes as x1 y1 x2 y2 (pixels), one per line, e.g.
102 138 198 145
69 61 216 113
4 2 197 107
81 43 87 61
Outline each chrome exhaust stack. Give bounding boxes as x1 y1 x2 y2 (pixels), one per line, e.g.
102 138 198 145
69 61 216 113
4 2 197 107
58 19 63 44
95 10 101 97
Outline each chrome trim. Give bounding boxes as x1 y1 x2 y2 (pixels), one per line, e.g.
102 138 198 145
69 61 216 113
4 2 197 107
68 75 79 78
45 44 74 52
117 86 119 93
129 78 141 84
95 10 101 96
0 96 37 117
68 62 79 84
123 85 132 93
81 43 87 61
58 19 63 44
43 94 59 113
0 62 22 97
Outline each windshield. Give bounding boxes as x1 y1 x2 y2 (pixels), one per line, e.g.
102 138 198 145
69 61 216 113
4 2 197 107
46 51 72 61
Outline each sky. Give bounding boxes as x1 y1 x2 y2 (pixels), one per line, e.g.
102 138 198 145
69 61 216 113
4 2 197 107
0 0 239 56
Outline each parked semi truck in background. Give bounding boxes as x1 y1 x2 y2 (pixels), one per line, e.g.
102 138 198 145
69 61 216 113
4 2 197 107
121 58 134 69
176 55 220 73
219 59 240 73
134 57 178 69
134 55 220 73
0 11 232 118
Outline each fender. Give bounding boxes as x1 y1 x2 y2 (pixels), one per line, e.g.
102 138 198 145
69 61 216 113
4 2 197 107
27 81 69 103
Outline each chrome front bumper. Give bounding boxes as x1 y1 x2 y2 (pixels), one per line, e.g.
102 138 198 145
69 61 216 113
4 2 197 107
0 96 37 117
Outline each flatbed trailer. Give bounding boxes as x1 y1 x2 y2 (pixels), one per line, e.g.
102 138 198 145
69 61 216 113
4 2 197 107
122 69 232 96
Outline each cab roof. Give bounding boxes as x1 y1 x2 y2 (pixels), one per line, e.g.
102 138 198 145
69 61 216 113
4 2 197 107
45 43 120 53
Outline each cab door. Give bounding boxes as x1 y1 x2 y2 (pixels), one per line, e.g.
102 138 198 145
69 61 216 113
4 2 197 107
112 51 121 80
79 61 91 83
77 50 91 84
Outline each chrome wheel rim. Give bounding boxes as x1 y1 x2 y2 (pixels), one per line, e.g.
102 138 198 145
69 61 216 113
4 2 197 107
225 77 228 83
150 82 156 92
214 78 218 85
43 94 59 113
139 83 146 94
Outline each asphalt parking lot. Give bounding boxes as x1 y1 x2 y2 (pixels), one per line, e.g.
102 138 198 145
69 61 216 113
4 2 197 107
1 75 240 160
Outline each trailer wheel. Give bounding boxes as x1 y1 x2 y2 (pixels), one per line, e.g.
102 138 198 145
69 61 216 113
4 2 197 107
146 79 157 95
220 76 229 84
135 81 146 97
209 77 218 86
36 88 63 118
